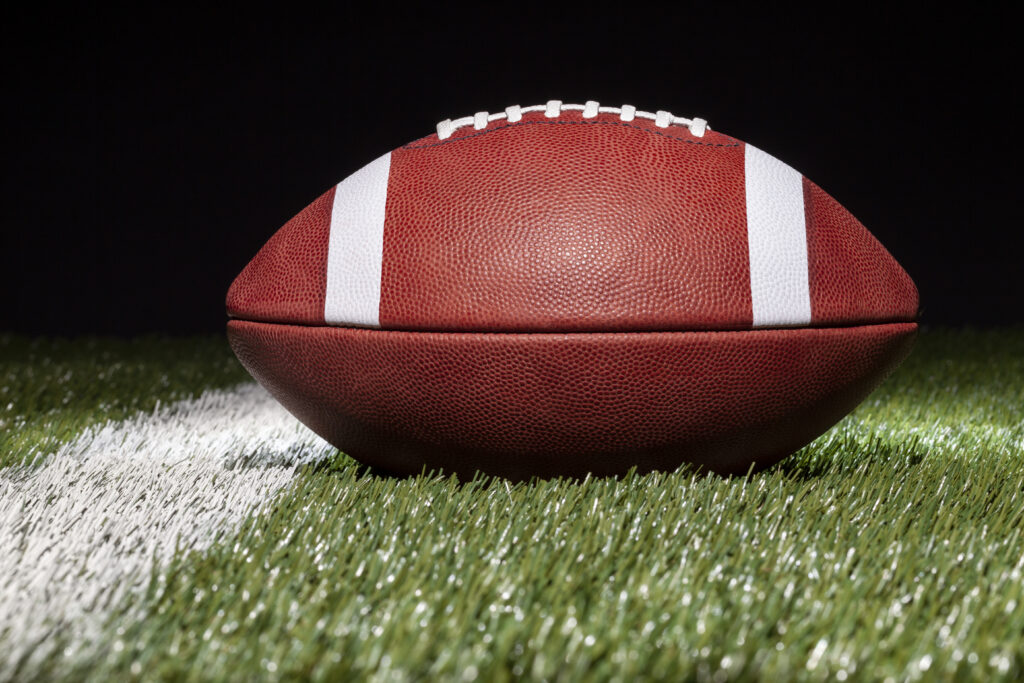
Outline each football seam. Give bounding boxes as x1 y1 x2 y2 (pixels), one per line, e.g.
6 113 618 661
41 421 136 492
226 319 918 334
401 119 742 150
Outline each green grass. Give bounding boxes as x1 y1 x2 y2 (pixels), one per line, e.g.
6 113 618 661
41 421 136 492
0 334 249 468
4 328 1024 680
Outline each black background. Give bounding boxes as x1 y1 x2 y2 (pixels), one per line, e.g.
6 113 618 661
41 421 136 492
2 6 1019 335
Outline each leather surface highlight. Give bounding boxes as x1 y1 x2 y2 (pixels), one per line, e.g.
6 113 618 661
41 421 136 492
380 112 754 332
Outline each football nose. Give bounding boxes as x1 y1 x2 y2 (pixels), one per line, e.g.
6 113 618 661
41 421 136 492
226 187 334 326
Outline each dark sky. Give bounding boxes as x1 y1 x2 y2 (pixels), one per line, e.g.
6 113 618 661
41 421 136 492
2 6 1019 334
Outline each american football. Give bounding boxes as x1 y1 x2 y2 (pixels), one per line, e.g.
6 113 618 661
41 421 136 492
226 100 919 478
8 6 1024 678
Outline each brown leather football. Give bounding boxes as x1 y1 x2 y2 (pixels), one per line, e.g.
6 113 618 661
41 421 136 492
227 101 918 479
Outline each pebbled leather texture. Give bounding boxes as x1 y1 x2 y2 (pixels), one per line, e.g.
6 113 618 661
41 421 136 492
227 109 918 331
228 320 917 479
226 109 921 477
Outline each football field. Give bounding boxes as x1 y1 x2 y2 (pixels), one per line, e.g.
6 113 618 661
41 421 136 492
1 329 1022 681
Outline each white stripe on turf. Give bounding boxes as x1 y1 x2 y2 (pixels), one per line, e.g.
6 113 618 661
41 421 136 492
0 383 333 677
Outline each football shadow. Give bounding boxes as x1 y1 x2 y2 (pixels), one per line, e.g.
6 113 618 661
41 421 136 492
301 449 730 486
300 439 929 487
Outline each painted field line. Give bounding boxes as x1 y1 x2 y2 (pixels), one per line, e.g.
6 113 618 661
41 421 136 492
0 383 333 677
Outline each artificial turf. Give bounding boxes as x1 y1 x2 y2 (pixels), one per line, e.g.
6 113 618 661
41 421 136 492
0 334 250 468
2 328 1023 680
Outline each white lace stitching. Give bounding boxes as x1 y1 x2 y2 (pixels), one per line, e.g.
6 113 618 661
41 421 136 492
435 100 708 140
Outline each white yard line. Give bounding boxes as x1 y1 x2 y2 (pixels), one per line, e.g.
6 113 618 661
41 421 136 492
0 383 333 677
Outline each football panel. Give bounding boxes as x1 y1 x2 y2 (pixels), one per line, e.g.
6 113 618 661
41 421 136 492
378 112 756 332
227 320 916 478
